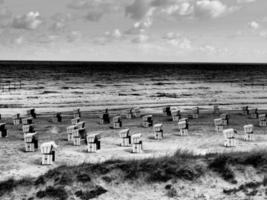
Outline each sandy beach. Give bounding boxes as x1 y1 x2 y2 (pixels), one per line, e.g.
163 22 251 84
1 106 267 182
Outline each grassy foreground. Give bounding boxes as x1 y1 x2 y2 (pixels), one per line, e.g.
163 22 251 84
1 149 267 200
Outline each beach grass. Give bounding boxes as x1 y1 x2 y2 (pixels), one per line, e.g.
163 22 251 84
1 149 267 199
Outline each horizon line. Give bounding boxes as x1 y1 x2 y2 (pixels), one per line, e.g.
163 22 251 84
0 60 267 65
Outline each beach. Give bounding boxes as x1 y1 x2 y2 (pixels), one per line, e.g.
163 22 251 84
1 107 267 181
1 62 267 199
1 62 267 180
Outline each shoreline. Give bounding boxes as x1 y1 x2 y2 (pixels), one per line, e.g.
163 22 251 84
1 102 267 117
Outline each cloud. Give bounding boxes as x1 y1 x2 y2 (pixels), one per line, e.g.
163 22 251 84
14 36 24 45
13 11 42 30
125 16 153 35
68 0 125 11
94 29 123 45
234 20 267 39
125 0 152 20
198 44 229 57
85 8 104 21
105 29 122 39
33 34 59 44
125 0 155 36
163 32 192 49
151 0 194 17
67 0 89 10
68 0 124 22
50 13 73 32
248 21 260 30
0 4 12 27
247 21 267 38
132 34 149 43
0 29 27 46
125 0 193 23
163 2 194 16
0 6 10 17
67 31 82 42
200 44 216 54
259 31 267 38
163 32 181 39
168 38 192 49
125 0 237 21
124 0 238 38
237 0 256 3
50 21 66 32
195 0 236 18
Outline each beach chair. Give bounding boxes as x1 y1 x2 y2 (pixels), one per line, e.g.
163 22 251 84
153 124 163 140
131 133 142 153
119 129 131 146
40 141 57 165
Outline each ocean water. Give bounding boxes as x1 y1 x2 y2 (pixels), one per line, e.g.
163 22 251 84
0 61 267 115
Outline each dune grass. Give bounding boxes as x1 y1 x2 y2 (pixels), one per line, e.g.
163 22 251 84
1 149 267 199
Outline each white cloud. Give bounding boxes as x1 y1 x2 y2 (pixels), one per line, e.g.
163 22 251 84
50 13 73 32
259 31 267 38
14 36 24 45
200 44 216 54
163 32 181 40
124 0 237 38
126 0 237 21
168 38 192 49
132 34 149 43
67 31 82 42
160 2 194 16
13 11 42 30
105 29 122 39
248 21 260 30
163 32 192 49
125 26 145 35
94 29 123 45
195 0 233 18
125 8 154 36
237 0 256 3
126 17 153 35
68 0 124 21
51 21 66 32
234 20 267 39
134 16 153 29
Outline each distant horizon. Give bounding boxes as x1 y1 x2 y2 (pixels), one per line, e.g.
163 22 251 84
0 60 267 65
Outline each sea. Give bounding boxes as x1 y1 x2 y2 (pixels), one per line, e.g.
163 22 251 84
0 61 267 116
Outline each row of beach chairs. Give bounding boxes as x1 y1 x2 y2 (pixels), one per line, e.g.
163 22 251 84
223 125 254 147
0 105 266 165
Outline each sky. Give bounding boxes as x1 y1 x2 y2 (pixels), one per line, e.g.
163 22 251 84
0 0 267 62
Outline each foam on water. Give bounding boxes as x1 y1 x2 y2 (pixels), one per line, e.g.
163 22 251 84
1 61 267 115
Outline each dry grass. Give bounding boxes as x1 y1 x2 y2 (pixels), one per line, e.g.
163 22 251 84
1 149 267 199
